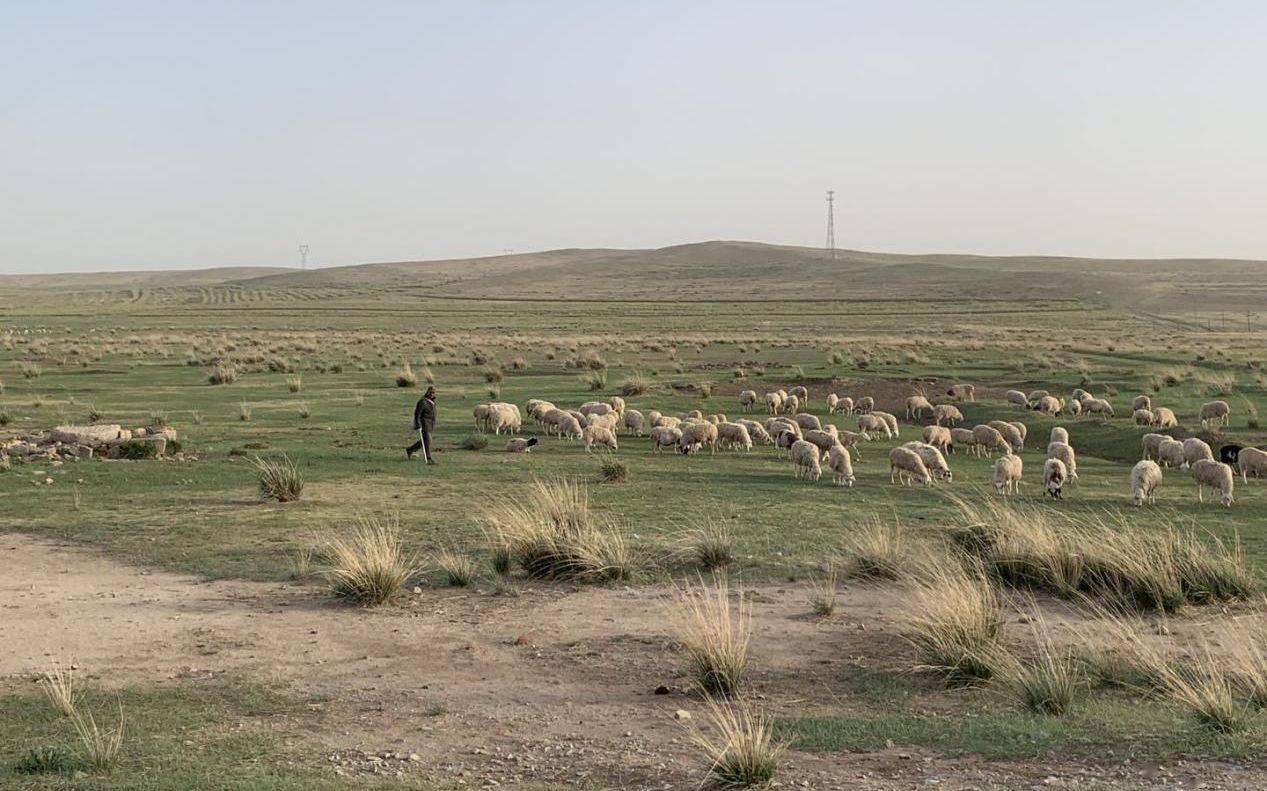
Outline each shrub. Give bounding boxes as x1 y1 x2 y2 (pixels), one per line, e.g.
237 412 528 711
688 697 786 789
669 575 752 698
809 564 838 616
251 455 304 502
19 361 42 379
621 371 650 397
116 440 158 460
435 549 477 587
460 433 489 450
482 366 504 384
297 402 311 419
323 515 417 606
0 409 10 426
598 458 628 483
902 562 1004 684
395 362 418 387
207 361 238 385
15 746 73 775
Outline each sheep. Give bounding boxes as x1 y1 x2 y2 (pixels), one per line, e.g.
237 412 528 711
994 454 1024 495
738 390 758 412
1010 421 1028 443
580 401 613 417
678 420 719 455
735 419 773 445
1153 407 1178 428
902 441 952 481
708 414 728 425
873 411 900 439
837 430 869 460
528 400 557 426
1132 395 1152 413
558 414 584 440
1130 460 1162 506
1157 438 1186 469
1200 400 1230 429
802 429 841 457
905 395 933 420
889 446 932 486
1067 399 1082 417
582 424 618 452
1026 389 1050 406
1190 459 1234 506
827 444 855 487
790 439 822 481
857 414 891 439
505 437 539 453
488 403 522 434
1046 441 1078 480
716 422 753 452
783 394 800 415
825 393 840 413
949 427 976 454
1071 388 1090 403
1182 437 1214 468
1141 433 1167 461
586 411 619 431
1133 408 1155 427
1238 447 1267 483
764 392 784 415
855 396 874 414
1050 426 1069 445
922 424 953 453
794 412 822 432
1083 398 1115 418
775 428 800 455
988 420 1024 453
657 415 682 429
647 410 664 427
933 404 964 426
1006 390 1029 408
609 396 626 415
1043 457 1068 499
972 424 1009 457
790 385 809 404
831 395 854 415
623 409 645 436
473 403 492 431
1034 396 1062 416
947 383 976 402
767 417 801 440
650 425 682 453
679 409 704 421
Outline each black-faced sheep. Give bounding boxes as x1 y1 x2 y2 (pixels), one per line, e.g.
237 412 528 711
947 383 976 402
1221 444 1243 465
1046 441 1078 481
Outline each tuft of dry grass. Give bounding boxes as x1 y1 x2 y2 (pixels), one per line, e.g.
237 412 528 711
809 563 839 616
682 517 735 571
668 574 752 698
621 371 650 396
688 696 787 789
322 515 418 606
999 607 1082 715
39 659 76 717
286 375 302 392
580 369 607 391
838 517 909 580
1158 648 1251 733
207 361 238 385
395 362 418 387
71 701 126 772
250 455 304 502
902 561 1005 684
435 549 477 587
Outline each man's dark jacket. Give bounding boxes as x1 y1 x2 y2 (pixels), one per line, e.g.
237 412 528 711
413 396 436 432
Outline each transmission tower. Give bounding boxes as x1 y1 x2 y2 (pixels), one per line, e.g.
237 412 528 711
825 190 836 259
298 244 309 270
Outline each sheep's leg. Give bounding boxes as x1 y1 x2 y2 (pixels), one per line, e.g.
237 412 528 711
1197 484 1203 503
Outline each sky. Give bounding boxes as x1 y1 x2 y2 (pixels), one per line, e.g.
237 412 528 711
2 1 1266 274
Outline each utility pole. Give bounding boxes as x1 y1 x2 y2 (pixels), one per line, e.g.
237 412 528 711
298 244 309 270
825 190 836 259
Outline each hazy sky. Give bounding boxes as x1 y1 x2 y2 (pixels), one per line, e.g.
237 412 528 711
3 1 1265 273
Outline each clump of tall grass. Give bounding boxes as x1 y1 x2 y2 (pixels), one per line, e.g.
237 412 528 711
323 515 417 605
1158 648 1252 734
483 479 636 582
434 549 477 587
395 362 418 387
250 455 304 502
682 517 735 571
687 696 786 788
238 400 252 422
598 457 628 483
999 608 1082 715
902 561 1005 683
39 659 76 717
70 702 125 772
207 361 238 385
621 371 650 396
669 575 752 698
481 365 504 384
289 546 314 579
580 369 607 391
460 433 489 450
286 375 302 392
838 517 909 580
296 402 311 419
809 564 839 616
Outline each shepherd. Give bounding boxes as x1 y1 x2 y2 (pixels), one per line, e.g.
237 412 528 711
406 386 437 464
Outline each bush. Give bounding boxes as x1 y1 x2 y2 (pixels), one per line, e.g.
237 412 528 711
251 455 304 502
461 433 489 450
621 371 650 397
207 361 238 385
323 515 417 606
286 375 302 392
116 440 159 460
482 366 504 384
580 369 607 391
0 409 12 426
598 458 628 483
669 575 752 698
688 697 786 789
395 362 418 387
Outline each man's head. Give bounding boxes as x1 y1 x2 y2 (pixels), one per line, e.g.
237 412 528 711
424 386 436 399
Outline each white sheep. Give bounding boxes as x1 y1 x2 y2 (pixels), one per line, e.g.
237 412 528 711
1046 441 1078 481
736 419 773 445
902 441 952 481
1190 459 1234 506
608 396 626 415
1084 398 1115 418
678 421 719 455
857 414 890 439
831 395 854 415
1141 432 1167 461
783 394 800 415
580 401 613 417
1034 396 1062 416
993 454 1024 495
1157 438 1186 469
889 446 932 486
949 427 976 454
855 396 874 414
764 392 784 415
1200 400 1230 429
473 403 492 432
1071 388 1090 403
825 393 840 413
873 411 900 439
922 424 953 453
933 404 964 426
802 429 841 458
971 424 1009 457
716 422 753 452
1133 408 1155 427
650 425 682 453
647 410 664 427
1153 407 1178 428
1006 390 1028 408
794 412 822 432
905 395 933 420
790 439 822 481
1043 457 1068 499
987 420 1024 453
738 390 758 412
947 383 976 402
1067 399 1083 417
790 385 809 404
1132 395 1152 413
1238 447 1267 483
623 409 645 436
679 409 704 421
488 403 522 434
582 424 618 452
1050 426 1069 445
1182 437 1214 468
827 444 855 487
1130 460 1162 506
558 414 584 441
586 411 619 431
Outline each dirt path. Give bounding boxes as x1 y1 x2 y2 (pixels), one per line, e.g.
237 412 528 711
2 535 1263 789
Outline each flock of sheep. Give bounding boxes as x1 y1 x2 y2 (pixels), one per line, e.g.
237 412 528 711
470 385 1251 507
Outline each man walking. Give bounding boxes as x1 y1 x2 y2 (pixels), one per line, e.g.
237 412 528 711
406 386 437 463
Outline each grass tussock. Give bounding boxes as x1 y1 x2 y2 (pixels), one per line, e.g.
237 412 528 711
460 433 489 450
621 371 651 396
207 361 238 385
484 479 636 582
809 563 839 616
683 517 736 571
838 517 909 581
395 362 418 387
688 696 787 789
902 561 1005 684
250 455 304 502
70 702 125 772
669 574 752 698
598 457 629 483
435 549 477 587
999 608 1082 715
580 369 608 391
1159 649 1252 734
39 659 76 717
286 375 302 392
323 515 418 606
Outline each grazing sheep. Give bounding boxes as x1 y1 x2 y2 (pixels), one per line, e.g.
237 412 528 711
1200 400 1231 429
1046 441 1078 480
949 427 976 454
775 428 800 455
623 409 645 436
608 396 626 415
647 410 664 427
580 401 614 418
736 419 773 445
947 383 976 402
1006 390 1029 408
933 404 964 426
993 454 1024 495
1132 395 1152 413
783 394 800 415
767 417 801 439
1034 396 1062 416
1190 459 1234 506
1130 460 1163 506
657 415 682 429
831 395 854 415
1043 457 1068 499
716 422 753 452
902 441 952 481
857 414 891 439
1157 438 1187 469
582 425 618 452
739 390 758 412
972 424 1009 457
1141 432 1167 461
790 385 809 404
677 420 719 455
837 430 869 460
473 403 493 431
1083 398 1115 418
988 420 1024 453
1050 426 1069 445
790 439 822 481
1133 408 1155 427
679 409 704 421
855 396 874 414
825 393 840 413
873 411 900 439
586 411 619 431
1221 444 1244 465
1153 407 1178 428
802 429 841 457
1182 437 1214 468
1071 388 1090 403
488 403 522 434
1238 447 1267 482
765 392 784 415
505 437 539 453
1067 399 1083 417
650 425 683 453
923 424 953 452
558 414 584 440
1026 389 1050 406
905 395 934 420
528 400 557 426
1010 421 1028 442
707 414 728 425
889 446 933 486
827 444 855 487
795 412 822 432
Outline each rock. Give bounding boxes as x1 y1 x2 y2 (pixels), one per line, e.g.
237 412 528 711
51 424 129 446
673 710 691 721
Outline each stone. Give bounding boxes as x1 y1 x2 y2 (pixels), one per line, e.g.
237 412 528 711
673 710 690 721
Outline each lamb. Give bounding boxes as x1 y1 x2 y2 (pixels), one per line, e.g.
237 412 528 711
1006 390 1029 408
1199 400 1230 429
933 404 964 426
827 444 855 487
794 412 822 432
790 385 809 404
905 395 934 420
474 403 494 431
993 454 1024 495
650 425 683 453
783 394 800 415
581 424 618 452
1182 437 1214 468
677 420 719 455
873 411 900 439
716 422 753 452
1133 408 1155 427
972 425 1009 457
855 396 874 414
505 437 539 453
558 414 584 440
1153 407 1178 428
857 414 891 439
790 439 822 481
738 390 758 412
987 420 1024 453
1130 460 1162 506
735 419 773 445
889 446 932 486
1132 395 1152 413
1141 432 1167 461
1043 457 1068 499
831 395 854 415
922 424 953 452
1157 438 1186 469
1190 459 1234 506
1034 396 1062 416
1046 441 1078 480
947 383 976 402
1050 426 1069 445
764 392 784 415
902 441 952 481
949 427 976 453
623 409 645 436
1238 447 1267 483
